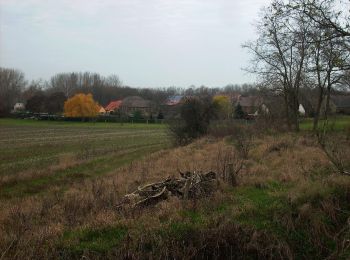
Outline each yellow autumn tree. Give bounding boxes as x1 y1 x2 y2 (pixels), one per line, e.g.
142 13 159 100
64 93 100 118
213 95 232 119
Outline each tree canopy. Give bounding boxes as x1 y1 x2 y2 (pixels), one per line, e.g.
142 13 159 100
0 68 26 116
213 95 232 119
64 93 100 118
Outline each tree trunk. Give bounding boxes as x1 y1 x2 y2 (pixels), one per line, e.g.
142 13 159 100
313 88 324 131
228 163 237 187
283 89 292 130
324 71 332 121
324 87 331 120
288 91 300 132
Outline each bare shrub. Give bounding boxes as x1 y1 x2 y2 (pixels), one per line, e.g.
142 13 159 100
213 145 243 186
266 140 291 154
264 135 295 155
230 125 254 159
209 120 238 138
254 113 289 133
210 122 254 159
316 122 350 176
210 123 254 185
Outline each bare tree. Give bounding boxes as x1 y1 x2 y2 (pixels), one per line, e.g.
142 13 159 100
244 0 350 131
22 79 48 101
290 0 350 129
106 74 122 87
307 29 349 129
243 0 310 131
49 72 124 106
50 73 78 98
302 0 350 39
0 68 26 116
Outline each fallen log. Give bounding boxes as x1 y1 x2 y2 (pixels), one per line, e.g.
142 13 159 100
119 171 217 208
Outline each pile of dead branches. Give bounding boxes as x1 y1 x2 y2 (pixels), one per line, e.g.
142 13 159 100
120 171 217 208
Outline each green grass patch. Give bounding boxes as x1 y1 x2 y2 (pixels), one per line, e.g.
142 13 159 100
214 203 229 213
233 185 289 231
62 226 127 253
180 209 204 224
300 116 350 131
228 180 350 258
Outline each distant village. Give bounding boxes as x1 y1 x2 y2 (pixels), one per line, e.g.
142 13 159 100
2 69 349 122
12 92 350 121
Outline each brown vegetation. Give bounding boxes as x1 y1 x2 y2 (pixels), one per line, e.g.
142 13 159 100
0 132 349 259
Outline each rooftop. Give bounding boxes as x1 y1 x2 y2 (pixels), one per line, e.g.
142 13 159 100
105 100 122 111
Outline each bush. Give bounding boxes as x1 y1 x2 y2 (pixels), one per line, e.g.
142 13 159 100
234 104 245 119
169 97 215 145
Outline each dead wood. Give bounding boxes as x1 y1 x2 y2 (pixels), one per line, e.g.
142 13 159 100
119 171 217 208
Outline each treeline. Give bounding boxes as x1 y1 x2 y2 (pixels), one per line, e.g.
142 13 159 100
0 68 258 116
244 0 350 131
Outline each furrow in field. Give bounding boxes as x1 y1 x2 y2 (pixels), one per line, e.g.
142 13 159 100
0 134 168 161
0 125 165 137
0 133 167 150
0 129 165 143
0 139 168 175
0 142 168 199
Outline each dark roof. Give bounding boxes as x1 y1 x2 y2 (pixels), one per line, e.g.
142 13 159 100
165 95 183 106
331 95 350 108
237 96 263 107
122 96 152 108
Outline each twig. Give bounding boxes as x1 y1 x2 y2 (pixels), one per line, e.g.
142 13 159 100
0 238 16 260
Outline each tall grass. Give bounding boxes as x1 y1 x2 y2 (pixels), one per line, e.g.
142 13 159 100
0 131 349 259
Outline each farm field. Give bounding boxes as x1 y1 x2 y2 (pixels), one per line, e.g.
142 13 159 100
0 119 170 199
299 115 350 131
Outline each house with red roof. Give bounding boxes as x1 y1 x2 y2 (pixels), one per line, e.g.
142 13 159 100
99 106 106 114
105 100 122 114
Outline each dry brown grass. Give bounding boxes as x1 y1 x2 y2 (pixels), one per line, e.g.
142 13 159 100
0 133 349 259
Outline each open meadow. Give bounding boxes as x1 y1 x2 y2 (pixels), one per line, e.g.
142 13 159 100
0 119 170 199
0 117 349 259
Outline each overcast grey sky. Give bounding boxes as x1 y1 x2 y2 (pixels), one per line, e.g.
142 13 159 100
0 0 270 87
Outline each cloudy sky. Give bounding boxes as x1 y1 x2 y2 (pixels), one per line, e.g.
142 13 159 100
0 0 270 87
